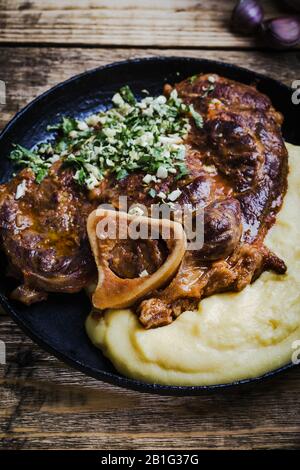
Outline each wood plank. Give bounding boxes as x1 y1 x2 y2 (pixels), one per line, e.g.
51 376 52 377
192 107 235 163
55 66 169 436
0 46 300 449
0 0 283 48
0 47 299 131
0 316 299 449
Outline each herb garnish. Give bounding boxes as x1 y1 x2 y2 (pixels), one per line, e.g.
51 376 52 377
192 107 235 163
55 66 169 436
10 144 55 184
9 86 203 189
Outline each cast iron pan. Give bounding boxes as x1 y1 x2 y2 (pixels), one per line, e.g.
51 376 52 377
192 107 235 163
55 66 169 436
0 57 299 395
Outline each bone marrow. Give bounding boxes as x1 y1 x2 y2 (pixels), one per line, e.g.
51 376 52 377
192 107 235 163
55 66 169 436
87 209 187 310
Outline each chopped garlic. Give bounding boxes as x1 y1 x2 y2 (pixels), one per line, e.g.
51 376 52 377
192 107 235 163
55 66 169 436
103 128 117 138
84 163 101 180
202 164 216 174
137 132 154 147
106 158 114 167
77 121 89 131
168 189 182 202
211 98 221 104
157 191 167 200
49 154 60 164
86 114 100 126
159 135 183 145
156 95 167 105
143 174 153 184
142 106 154 117
112 93 125 107
86 174 100 190
15 180 27 200
69 130 78 139
156 166 168 179
139 269 149 278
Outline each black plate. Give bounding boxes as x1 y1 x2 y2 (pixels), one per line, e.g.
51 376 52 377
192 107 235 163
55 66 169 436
0 57 298 396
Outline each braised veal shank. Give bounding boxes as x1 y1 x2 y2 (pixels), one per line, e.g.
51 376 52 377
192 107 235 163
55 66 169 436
0 74 288 328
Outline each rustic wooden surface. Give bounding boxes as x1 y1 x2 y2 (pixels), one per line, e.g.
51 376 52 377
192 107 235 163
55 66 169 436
0 0 283 48
0 0 300 450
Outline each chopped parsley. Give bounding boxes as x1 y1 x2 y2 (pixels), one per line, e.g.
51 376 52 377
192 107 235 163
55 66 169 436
202 84 215 98
9 86 203 189
119 85 136 105
189 104 204 129
10 144 54 183
189 75 198 84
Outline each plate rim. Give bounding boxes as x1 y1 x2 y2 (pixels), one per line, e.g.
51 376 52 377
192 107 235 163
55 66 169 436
0 55 298 396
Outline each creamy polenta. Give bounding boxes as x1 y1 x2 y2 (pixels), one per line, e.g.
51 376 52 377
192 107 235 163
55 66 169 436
86 143 300 386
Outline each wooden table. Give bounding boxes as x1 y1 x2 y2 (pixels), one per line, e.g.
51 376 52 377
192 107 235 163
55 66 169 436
0 0 300 450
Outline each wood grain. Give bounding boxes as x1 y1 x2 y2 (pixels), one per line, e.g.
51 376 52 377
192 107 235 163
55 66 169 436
0 0 300 449
0 46 300 450
0 47 299 130
0 316 300 450
0 0 286 48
